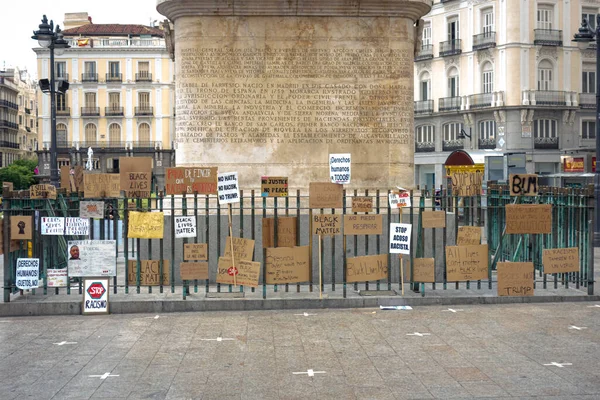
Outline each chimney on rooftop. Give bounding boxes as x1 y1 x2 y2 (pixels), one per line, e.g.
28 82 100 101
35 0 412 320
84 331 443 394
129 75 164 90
63 12 91 30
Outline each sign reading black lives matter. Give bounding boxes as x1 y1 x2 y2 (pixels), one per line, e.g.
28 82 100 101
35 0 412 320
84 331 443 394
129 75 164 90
68 240 117 277
217 172 240 204
329 153 351 184
174 216 197 238
16 258 39 290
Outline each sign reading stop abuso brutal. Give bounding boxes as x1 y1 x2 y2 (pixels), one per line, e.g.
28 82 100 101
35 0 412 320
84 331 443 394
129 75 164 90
83 278 109 315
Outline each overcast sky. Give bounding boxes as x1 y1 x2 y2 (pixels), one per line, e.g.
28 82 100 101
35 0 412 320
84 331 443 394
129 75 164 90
0 1 165 77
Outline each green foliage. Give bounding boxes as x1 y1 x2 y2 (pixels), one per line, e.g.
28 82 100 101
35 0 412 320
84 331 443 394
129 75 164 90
0 157 38 190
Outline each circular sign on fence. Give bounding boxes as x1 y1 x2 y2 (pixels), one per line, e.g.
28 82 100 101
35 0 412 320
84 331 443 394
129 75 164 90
227 266 239 276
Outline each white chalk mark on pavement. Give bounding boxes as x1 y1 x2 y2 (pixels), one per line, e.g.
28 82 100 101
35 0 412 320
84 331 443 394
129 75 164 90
89 373 119 380
53 341 77 346
406 332 431 337
294 312 316 317
200 337 235 342
543 362 572 368
568 326 587 330
293 369 326 377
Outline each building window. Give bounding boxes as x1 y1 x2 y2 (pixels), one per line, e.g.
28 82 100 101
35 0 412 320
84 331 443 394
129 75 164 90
109 123 121 143
582 66 596 94
84 61 96 74
138 92 150 108
56 123 67 144
534 119 558 138
583 9 597 30
109 92 120 108
85 123 97 143
138 61 150 78
443 122 462 141
447 67 459 97
18 115 22 125
582 120 596 140
479 120 496 140
420 72 431 101
447 16 459 41
482 62 494 93
55 61 67 78
109 61 120 77
537 5 554 30
139 123 151 142
537 60 553 91
481 8 494 34
415 125 434 143
57 94 67 111
422 22 431 46
84 92 96 108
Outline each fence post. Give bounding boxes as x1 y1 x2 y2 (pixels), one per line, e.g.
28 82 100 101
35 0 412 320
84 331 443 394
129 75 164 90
2 189 11 303
588 190 595 296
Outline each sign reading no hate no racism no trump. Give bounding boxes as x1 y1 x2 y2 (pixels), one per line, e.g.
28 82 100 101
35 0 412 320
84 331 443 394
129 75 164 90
217 172 240 205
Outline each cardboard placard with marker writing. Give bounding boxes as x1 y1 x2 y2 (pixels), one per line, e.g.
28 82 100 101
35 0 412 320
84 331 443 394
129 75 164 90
352 197 373 213
445 244 488 281
505 204 552 234
422 211 446 229
312 214 341 236
84 173 120 198
0 219 22 254
262 217 297 248
265 246 310 284
180 262 209 280
456 226 481 245
412 258 435 283
184 243 208 261
30 184 57 199
224 236 255 261
165 167 218 195
127 260 170 286
119 157 153 191
542 247 580 274
216 257 260 287
497 262 534 296
124 172 151 198
343 215 383 235
509 174 538 196
309 182 343 209
346 254 388 283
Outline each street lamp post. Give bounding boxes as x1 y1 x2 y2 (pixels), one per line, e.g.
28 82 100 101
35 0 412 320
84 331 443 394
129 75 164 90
32 15 70 188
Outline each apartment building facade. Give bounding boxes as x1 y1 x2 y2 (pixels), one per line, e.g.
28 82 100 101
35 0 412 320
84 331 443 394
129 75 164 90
414 0 597 188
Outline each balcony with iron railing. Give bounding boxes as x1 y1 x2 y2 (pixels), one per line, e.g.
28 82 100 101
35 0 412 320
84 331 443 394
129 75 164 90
136 73 152 82
439 96 461 112
0 140 19 149
25 126 31 133
415 142 435 153
0 120 18 130
534 29 563 46
105 106 124 116
135 106 154 116
55 73 69 81
415 44 433 61
534 136 559 150
478 138 496 149
81 107 100 117
533 91 567 106
414 100 433 115
65 38 166 48
105 73 122 83
61 141 162 150
473 31 496 50
580 93 596 109
442 139 463 151
56 107 71 116
439 39 462 57
81 73 98 83
469 93 493 109
0 99 18 110
25 107 31 114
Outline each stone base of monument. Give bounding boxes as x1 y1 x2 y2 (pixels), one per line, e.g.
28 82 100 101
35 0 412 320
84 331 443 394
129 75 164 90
358 290 397 297
206 292 245 299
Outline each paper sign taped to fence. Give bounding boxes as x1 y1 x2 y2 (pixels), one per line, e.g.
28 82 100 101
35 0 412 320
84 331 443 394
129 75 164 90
343 215 383 235
184 243 208 261
346 254 388 283
261 176 288 197
124 172 151 198
329 153 351 184
16 258 39 290
312 214 341 236
41 217 64 236
497 262 534 296
309 182 343 209
509 174 538 196
119 157 153 191
65 218 90 236
127 260 170 286
389 190 411 208
217 257 260 287
83 278 110 315
224 236 255 261
262 217 297 248
448 166 483 197
180 262 209 280
47 269 68 287
542 247 580 274
413 258 435 283
128 212 164 239
84 173 120 198
389 223 412 254
80 201 104 219
352 197 373 213
68 240 117 277
10 215 32 240
30 184 57 199
174 216 197 238
165 167 218 195
457 226 481 245
445 244 488 281
422 211 446 229
265 246 310 284
505 204 552 234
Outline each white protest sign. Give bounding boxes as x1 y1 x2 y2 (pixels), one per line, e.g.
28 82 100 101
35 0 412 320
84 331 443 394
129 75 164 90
174 216 197 238
68 240 117 277
80 201 104 219
16 258 39 290
389 223 412 254
65 218 90 236
47 269 68 287
83 278 109 315
217 172 240 204
41 217 65 235
389 188 411 208
329 153 351 184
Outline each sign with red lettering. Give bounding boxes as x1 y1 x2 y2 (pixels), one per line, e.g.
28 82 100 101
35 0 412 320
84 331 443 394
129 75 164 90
165 167 218 195
83 278 109 315
563 157 585 173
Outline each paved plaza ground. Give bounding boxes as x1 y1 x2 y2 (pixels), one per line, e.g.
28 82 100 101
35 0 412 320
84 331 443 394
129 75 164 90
1 302 600 400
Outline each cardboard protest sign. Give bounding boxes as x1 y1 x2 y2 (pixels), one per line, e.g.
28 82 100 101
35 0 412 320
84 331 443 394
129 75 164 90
352 197 373 213
224 236 255 261
0 220 21 254
389 223 412 254
119 157 153 191
457 226 481 245
41 217 65 235
180 262 209 280
47 269 68 287
184 243 208 261
413 258 435 283
346 254 388 283
10 215 32 240
509 174 538 196
343 215 383 235
217 172 240 204
174 216 197 239
124 172 151 198
65 218 90 236
68 240 117 277
127 260 170 286
262 217 297 248
445 244 488 281
30 184 57 199
83 278 109 315
128 212 164 239
60 166 71 192
265 246 310 284
84 173 120 198
422 211 446 229
505 204 552 234
447 165 483 197
261 176 288 197
497 262 534 296
309 182 343 209
329 153 351 184
312 214 341 236
15 258 39 290
80 201 104 219
542 247 580 274
165 167 218 195
217 257 260 287
389 189 411 208
74 166 84 190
